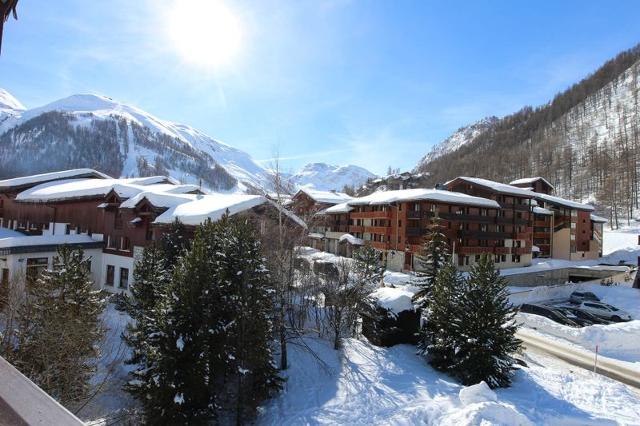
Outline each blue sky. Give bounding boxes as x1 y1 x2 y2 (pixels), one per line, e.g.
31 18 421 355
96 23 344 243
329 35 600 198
2 0 640 175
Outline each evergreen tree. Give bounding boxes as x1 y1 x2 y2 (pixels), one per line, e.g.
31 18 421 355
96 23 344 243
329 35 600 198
13 246 105 405
122 245 170 410
418 262 464 370
159 218 190 269
130 215 281 424
412 215 449 308
450 254 521 388
352 245 384 290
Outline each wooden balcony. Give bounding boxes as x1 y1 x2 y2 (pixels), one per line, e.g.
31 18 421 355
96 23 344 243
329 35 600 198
364 226 391 235
457 246 497 255
498 202 531 212
350 210 392 219
457 230 511 240
407 227 425 237
349 225 364 233
514 232 531 240
533 220 550 227
533 232 550 239
439 213 497 223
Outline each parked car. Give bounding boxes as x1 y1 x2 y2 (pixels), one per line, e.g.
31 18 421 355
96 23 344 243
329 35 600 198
577 301 632 322
569 291 600 304
555 308 595 327
560 307 612 325
519 304 580 327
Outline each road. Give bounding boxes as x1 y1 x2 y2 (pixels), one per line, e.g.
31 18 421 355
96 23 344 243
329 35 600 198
516 328 640 390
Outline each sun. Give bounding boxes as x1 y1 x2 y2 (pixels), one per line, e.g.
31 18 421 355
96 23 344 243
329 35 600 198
167 0 243 69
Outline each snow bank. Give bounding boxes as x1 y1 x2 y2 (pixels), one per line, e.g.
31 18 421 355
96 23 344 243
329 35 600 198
370 287 415 315
517 313 640 364
458 381 497 405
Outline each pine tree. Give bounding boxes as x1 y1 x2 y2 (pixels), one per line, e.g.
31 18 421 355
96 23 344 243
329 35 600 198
412 215 449 308
418 262 464 370
122 245 170 410
130 215 281 423
450 254 521 388
352 245 384 290
13 245 105 405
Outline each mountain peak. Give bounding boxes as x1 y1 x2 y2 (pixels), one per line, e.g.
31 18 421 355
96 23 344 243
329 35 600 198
292 163 377 191
0 88 26 111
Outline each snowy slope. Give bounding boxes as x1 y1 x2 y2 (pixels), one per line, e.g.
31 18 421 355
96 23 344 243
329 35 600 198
258 336 640 425
415 117 498 170
291 162 376 191
0 89 272 193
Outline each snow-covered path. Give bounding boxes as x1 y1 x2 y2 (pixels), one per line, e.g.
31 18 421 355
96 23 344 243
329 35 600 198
259 337 640 425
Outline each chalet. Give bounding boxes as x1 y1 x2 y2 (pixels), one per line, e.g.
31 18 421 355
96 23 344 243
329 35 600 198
290 188 352 221
0 169 305 294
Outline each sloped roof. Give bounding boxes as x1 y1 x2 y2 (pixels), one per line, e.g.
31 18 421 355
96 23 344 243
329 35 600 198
509 177 554 189
446 177 536 197
296 188 353 204
347 188 500 208
317 202 353 215
534 193 594 211
0 168 110 192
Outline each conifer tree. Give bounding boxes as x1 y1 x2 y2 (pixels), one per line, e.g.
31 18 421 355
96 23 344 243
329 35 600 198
450 254 521 388
122 245 170 409
412 215 449 308
130 214 281 423
417 262 463 370
13 246 105 405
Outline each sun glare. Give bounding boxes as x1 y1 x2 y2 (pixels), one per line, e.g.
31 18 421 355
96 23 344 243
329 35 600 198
167 0 243 69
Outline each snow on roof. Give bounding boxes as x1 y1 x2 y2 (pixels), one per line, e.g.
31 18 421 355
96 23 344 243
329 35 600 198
531 245 540 252
532 206 553 216
0 168 110 190
509 177 554 189
297 188 353 204
347 188 500 208
0 227 24 238
447 177 536 197
370 287 416 315
0 234 100 249
164 184 206 194
308 233 324 239
339 234 364 245
534 193 594 211
590 214 608 223
153 194 266 226
120 175 180 186
120 191 196 209
318 202 353 215
15 178 151 202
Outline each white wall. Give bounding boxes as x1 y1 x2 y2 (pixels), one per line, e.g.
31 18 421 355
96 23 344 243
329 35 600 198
100 253 135 294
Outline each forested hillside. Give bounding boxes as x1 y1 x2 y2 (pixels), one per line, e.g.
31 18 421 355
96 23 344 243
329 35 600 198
415 44 640 227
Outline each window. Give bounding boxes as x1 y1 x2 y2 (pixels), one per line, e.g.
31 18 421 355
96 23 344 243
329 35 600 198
511 255 521 263
145 226 153 241
413 203 420 211
26 258 48 283
119 268 129 289
1 268 8 287
120 236 131 251
107 235 117 249
480 208 488 216
106 265 115 286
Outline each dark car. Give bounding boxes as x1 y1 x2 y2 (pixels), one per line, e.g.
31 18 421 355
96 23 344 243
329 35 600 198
519 304 580 327
561 307 612 325
569 291 600 304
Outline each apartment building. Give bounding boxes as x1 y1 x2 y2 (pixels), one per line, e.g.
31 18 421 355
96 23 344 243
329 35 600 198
0 169 305 293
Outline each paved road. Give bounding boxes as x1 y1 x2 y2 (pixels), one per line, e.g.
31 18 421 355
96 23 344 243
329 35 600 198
516 328 640 389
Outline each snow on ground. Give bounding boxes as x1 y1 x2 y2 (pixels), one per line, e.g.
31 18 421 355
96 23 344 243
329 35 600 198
603 223 640 258
76 303 137 421
259 336 640 425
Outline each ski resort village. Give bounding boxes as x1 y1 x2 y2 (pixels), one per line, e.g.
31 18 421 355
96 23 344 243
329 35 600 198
2 1 640 425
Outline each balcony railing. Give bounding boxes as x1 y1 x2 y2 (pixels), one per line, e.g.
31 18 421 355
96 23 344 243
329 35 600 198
457 230 511 240
439 213 497 223
349 225 364 233
368 241 390 250
350 211 392 219
365 226 391 235
0 355 84 425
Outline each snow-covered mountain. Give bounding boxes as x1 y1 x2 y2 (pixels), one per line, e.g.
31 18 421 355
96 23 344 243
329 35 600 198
0 90 272 193
290 162 376 191
415 116 498 170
